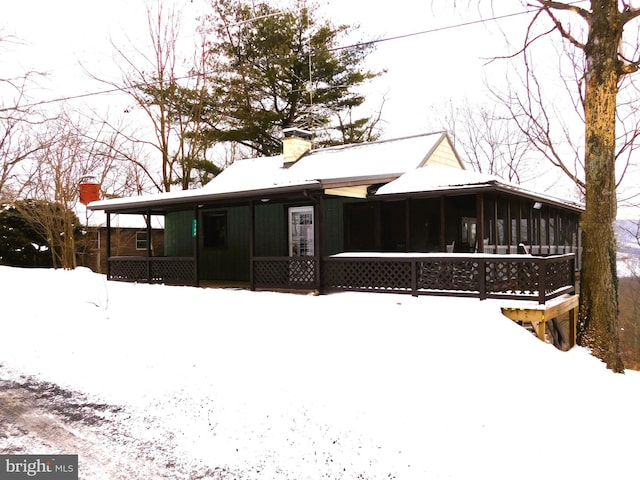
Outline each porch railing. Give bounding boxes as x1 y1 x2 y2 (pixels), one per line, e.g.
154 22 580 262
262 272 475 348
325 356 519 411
108 253 576 304
252 256 318 290
254 253 576 304
108 256 197 286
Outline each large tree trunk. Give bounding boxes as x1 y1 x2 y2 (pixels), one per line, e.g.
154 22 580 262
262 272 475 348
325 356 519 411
577 0 624 372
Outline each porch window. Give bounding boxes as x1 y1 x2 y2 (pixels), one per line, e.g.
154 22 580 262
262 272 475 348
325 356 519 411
461 217 477 251
203 212 227 249
496 200 508 245
136 231 148 250
519 218 528 243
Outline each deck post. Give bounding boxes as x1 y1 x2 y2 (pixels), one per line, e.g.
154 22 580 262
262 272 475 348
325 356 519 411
106 212 111 280
315 195 323 293
478 257 486 300
146 209 152 283
411 260 417 296
568 306 577 347
538 257 547 304
249 200 255 291
439 197 446 252
532 320 546 342
193 205 200 287
477 193 485 253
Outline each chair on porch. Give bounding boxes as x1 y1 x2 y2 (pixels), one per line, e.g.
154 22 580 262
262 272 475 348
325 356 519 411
446 241 455 253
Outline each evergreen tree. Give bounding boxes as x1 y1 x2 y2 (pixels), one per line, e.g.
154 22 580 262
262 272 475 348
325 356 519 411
0 200 84 269
198 0 383 156
0 202 52 267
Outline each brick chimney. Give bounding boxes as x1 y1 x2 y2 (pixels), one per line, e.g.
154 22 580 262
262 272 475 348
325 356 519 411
282 127 312 165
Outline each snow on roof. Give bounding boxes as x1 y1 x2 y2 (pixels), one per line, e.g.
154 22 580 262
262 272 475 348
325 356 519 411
201 155 318 194
291 132 445 181
376 164 584 211
202 132 446 193
375 164 497 195
89 132 448 211
78 203 164 228
87 131 581 212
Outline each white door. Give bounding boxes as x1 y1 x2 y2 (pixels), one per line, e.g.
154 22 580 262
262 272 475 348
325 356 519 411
288 206 314 256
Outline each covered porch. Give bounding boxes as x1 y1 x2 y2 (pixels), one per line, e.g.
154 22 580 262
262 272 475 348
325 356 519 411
101 187 580 305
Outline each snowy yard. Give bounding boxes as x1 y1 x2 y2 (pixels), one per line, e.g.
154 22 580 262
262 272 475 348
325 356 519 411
1 265 639 479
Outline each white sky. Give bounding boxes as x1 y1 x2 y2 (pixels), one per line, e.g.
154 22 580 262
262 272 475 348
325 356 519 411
1 0 523 135
1 265 639 478
2 0 639 217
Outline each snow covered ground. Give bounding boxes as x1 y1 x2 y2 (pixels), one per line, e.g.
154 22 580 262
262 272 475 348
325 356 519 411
1 265 639 479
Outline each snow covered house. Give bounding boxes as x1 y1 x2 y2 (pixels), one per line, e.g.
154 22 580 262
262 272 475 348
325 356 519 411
88 129 583 304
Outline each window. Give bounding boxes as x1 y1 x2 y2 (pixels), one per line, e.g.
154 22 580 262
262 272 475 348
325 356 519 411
203 212 227 249
136 231 148 250
461 216 477 249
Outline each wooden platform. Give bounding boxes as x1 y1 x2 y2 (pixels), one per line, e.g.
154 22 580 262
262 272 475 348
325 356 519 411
501 294 579 348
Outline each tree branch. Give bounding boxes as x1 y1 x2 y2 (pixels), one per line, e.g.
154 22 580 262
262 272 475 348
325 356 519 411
530 1 590 20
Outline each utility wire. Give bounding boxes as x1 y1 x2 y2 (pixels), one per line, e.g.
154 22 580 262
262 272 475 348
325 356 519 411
1 6 543 113
328 7 539 52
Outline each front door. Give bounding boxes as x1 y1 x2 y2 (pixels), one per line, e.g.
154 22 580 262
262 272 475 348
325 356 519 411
288 206 315 284
288 206 314 256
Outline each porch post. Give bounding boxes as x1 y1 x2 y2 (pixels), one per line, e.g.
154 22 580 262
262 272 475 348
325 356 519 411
506 201 512 252
538 257 548 304
146 209 152 282
106 212 111 280
193 205 199 287
493 198 499 250
440 196 446 252
249 200 255 291
314 195 323 293
405 199 411 251
477 193 485 253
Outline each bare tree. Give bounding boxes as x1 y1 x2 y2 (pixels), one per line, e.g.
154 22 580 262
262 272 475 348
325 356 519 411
433 98 539 184
496 1 640 372
15 111 127 269
0 71 54 201
87 0 215 192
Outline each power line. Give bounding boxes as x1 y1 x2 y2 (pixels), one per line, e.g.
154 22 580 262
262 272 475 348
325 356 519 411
329 7 540 52
1 6 543 113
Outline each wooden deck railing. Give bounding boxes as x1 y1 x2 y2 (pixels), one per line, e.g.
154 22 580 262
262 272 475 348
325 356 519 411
108 253 576 304
108 256 197 286
253 253 576 304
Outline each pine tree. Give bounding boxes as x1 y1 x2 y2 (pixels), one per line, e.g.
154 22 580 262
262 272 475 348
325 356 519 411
198 0 383 156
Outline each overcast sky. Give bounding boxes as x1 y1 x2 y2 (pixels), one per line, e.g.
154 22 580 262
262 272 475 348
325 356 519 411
3 0 640 216
2 0 527 137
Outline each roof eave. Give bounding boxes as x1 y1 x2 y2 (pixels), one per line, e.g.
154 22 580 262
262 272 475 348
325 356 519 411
88 182 323 214
374 182 584 212
320 173 402 189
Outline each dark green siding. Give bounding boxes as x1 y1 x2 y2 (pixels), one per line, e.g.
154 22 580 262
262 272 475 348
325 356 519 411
164 210 194 256
254 203 287 256
322 197 365 255
198 205 250 281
